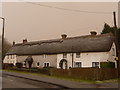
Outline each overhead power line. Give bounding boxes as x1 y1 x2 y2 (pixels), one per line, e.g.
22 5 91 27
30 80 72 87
25 2 112 14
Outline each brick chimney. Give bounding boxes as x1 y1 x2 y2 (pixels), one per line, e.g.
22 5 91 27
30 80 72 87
90 31 97 35
23 39 27 44
61 34 67 39
13 41 15 45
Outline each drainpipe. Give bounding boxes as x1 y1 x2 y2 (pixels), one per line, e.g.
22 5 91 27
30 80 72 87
72 53 74 68
71 46 74 68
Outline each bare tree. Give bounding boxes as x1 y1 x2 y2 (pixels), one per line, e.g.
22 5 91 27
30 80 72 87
0 36 12 60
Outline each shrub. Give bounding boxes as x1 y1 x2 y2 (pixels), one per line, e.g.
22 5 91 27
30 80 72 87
100 62 115 68
2 63 14 69
16 63 23 68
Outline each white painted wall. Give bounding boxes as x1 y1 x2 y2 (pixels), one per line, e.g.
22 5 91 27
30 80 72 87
3 55 17 65
15 54 57 68
74 52 108 68
57 53 72 69
57 45 116 69
57 52 109 68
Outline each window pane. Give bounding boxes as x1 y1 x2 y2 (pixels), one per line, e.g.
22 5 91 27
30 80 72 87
63 53 67 58
44 63 46 67
47 63 49 67
11 55 12 59
74 62 81 68
7 55 9 59
45 55 47 58
76 53 80 58
37 62 40 66
92 62 99 67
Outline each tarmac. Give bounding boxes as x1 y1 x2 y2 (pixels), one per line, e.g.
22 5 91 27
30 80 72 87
2 71 119 89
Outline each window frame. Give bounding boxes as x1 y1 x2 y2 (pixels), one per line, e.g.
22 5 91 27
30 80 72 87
76 53 80 58
7 55 9 59
42 54 47 58
74 62 82 68
92 62 99 67
36 62 40 67
44 62 50 67
63 53 67 58
10 55 12 59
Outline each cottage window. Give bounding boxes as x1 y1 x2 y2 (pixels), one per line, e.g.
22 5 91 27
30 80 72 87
74 62 82 68
13 55 15 59
63 53 67 58
92 62 99 67
44 62 50 67
10 55 12 59
7 55 9 59
42 54 47 58
76 53 80 58
36 62 40 67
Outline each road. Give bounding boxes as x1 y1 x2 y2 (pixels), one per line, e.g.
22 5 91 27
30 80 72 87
2 71 119 89
2 74 65 88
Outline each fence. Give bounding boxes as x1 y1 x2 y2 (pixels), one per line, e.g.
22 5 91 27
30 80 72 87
50 68 118 81
6 67 118 80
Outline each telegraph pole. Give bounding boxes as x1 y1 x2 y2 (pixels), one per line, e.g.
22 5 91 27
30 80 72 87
0 17 5 64
113 12 120 77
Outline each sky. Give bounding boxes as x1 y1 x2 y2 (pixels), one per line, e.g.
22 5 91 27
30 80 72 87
1 2 118 44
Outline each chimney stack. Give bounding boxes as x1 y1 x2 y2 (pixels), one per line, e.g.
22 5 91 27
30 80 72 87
23 39 27 44
90 31 97 35
13 41 15 45
61 34 67 39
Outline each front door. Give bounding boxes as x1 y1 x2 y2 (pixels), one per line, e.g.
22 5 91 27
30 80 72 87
62 61 67 69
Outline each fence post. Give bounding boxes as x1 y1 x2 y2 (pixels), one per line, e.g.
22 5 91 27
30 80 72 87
49 68 53 76
68 68 71 77
96 67 100 80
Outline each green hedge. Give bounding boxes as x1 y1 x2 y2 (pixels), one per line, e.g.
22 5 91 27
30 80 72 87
100 62 115 68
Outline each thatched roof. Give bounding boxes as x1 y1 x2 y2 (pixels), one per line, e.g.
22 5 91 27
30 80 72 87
7 33 115 55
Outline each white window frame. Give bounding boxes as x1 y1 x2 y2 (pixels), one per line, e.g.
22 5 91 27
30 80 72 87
63 53 67 58
10 55 12 59
36 62 40 67
76 53 80 58
74 62 82 68
12 55 14 59
7 55 9 59
44 62 50 67
92 62 99 67
42 54 47 58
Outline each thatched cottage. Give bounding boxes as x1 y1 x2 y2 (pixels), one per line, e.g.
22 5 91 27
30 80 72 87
3 32 117 69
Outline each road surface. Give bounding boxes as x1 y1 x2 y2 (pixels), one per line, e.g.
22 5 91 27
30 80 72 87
2 71 119 89
2 74 65 88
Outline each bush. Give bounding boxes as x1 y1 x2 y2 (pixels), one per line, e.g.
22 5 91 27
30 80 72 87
16 63 23 68
2 63 14 69
100 62 115 68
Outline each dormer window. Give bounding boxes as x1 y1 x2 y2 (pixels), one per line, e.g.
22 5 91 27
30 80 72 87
7 55 9 59
10 55 12 59
76 53 80 58
63 53 67 58
42 54 47 58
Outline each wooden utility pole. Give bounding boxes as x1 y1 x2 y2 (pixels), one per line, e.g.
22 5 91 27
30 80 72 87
113 12 120 77
0 17 5 64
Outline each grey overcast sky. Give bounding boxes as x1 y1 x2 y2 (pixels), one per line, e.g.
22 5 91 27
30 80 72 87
2 2 118 43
